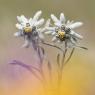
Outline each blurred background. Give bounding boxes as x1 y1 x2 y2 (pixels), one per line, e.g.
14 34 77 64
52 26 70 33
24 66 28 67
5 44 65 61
0 0 95 95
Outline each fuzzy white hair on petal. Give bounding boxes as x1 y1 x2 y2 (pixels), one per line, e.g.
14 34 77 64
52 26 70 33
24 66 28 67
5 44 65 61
60 13 65 23
70 30 83 39
51 32 56 35
51 14 59 23
34 18 44 27
54 22 61 27
33 10 42 21
17 16 22 23
46 27 55 31
14 32 22 37
69 22 83 29
16 23 23 30
20 15 28 23
45 19 51 27
52 36 57 42
45 31 52 35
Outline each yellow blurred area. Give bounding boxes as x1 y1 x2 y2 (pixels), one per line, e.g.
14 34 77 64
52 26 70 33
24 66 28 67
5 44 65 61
0 0 95 95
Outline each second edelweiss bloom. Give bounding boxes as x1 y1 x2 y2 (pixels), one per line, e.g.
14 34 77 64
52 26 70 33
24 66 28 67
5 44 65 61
45 13 83 48
14 10 45 48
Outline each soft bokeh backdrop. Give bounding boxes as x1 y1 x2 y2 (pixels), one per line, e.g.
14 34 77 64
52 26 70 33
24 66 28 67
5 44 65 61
0 0 95 95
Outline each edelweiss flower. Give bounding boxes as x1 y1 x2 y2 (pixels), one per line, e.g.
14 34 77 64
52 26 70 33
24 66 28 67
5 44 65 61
14 10 45 48
45 13 83 48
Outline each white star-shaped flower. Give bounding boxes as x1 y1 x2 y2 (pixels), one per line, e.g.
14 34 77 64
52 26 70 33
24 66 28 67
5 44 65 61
45 13 83 48
14 10 45 48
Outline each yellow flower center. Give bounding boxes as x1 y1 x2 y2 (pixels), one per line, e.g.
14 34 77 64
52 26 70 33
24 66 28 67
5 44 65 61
24 27 32 33
58 31 65 39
